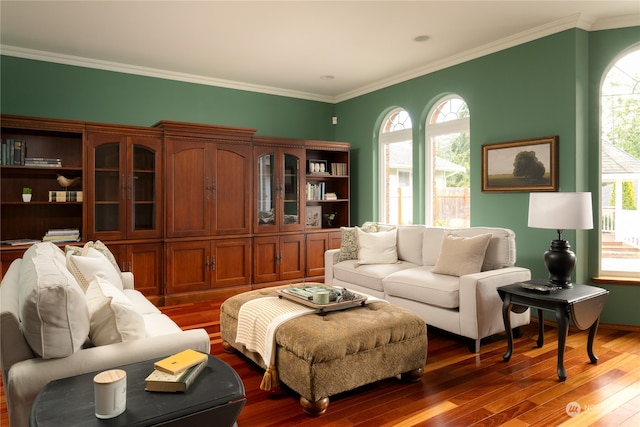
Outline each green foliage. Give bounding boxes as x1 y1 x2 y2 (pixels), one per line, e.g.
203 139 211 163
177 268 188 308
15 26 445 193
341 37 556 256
436 132 470 188
513 151 545 179
22 187 32 194
610 182 637 210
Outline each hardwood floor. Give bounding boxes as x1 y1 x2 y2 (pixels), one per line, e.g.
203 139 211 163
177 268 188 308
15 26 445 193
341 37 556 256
3 299 639 426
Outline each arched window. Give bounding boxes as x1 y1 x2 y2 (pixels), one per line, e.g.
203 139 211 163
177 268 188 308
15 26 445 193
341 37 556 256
379 108 413 224
425 95 470 227
600 48 640 278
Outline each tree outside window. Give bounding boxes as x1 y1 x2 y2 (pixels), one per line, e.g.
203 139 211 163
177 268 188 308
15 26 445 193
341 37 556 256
600 48 640 278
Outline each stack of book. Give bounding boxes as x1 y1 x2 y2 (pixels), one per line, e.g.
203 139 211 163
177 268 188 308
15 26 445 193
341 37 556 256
25 157 62 167
330 162 348 176
42 228 81 243
145 349 208 392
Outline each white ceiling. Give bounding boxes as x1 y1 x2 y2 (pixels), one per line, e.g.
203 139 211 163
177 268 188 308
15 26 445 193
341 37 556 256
1 1 639 103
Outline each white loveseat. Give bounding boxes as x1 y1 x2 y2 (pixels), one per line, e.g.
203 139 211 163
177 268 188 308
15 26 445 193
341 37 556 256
325 224 531 353
0 242 210 427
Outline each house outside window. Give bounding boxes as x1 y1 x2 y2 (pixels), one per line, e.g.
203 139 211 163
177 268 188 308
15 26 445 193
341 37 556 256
425 95 470 227
379 109 413 225
600 48 640 278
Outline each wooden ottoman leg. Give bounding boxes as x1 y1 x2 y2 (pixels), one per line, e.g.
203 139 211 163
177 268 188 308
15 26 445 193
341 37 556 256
300 396 330 416
222 341 235 354
401 367 424 382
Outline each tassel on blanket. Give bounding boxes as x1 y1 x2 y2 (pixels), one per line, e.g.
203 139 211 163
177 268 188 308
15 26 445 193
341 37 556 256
260 365 280 391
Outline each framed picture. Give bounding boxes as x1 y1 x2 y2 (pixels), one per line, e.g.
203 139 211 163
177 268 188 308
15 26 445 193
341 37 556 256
481 136 558 192
305 205 322 229
308 160 328 174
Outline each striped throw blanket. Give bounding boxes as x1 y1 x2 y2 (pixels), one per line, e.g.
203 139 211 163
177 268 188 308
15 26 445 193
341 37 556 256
235 296 314 390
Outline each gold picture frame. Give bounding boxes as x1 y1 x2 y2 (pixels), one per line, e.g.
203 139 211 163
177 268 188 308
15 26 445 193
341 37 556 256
481 136 558 192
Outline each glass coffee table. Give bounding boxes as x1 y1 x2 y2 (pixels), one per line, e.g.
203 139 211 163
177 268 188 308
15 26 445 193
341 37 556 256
30 354 245 427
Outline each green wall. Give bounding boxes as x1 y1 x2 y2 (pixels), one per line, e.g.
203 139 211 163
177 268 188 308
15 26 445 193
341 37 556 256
1 26 639 325
0 56 336 139
334 28 640 326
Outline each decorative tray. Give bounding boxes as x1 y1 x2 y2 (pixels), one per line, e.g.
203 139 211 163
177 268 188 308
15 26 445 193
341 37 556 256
277 283 367 313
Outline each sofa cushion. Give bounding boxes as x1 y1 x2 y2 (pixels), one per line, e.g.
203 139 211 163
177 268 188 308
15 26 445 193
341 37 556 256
396 225 425 265
66 240 123 281
18 242 90 359
452 227 517 270
337 222 378 261
432 233 492 276
333 260 417 292
67 247 124 292
383 267 461 309
85 277 146 346
422 228 447 266
357 227 398 264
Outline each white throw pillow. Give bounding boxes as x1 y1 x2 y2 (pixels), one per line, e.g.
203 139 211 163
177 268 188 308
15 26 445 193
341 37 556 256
66 240 123 280
85 277 146 346
337 222 379 262
432 233 492 276
18 242 90 358
356 227 398 264
67 247 124 292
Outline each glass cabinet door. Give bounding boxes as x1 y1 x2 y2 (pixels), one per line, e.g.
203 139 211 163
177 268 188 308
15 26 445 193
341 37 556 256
256 153 275 227
282 153 300 227
131 144 156 232
94 142 122 233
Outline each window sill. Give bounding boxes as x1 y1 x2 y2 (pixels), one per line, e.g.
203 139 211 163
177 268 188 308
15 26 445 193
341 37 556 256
592 276 640 286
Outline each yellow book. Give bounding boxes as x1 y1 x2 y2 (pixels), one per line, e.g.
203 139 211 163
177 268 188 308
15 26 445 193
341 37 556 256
153 349 208 375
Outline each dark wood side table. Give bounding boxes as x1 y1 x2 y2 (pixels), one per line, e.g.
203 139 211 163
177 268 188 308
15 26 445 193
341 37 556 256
497 281 608 381
30 355 245 427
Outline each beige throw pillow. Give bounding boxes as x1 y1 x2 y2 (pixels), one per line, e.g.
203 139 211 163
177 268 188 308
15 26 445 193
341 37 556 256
18 242 90 358
432 233 492 276
356 227 398 264
85 277 146 346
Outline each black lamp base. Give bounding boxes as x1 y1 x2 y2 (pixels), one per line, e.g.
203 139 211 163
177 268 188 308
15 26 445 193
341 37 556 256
544 239 575 288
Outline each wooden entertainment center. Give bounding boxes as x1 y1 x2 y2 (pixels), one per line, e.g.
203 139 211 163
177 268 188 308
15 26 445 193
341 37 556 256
0 115 350 305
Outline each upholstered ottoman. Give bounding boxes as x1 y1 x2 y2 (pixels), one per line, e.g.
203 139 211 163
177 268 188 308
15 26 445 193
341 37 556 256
220 286 427 415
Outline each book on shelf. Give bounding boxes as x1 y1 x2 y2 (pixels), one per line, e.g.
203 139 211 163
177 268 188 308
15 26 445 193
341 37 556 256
1 139 26 166
154 349 208 375
43 228 80 243
145 360 207 393
1 239 41 246
330 162 347 176
25 157 62 167
324 192 337 200
49 190 83 202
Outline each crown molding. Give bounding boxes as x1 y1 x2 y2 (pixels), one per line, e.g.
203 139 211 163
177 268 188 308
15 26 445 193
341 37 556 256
0 45 335 104
2 12 638 105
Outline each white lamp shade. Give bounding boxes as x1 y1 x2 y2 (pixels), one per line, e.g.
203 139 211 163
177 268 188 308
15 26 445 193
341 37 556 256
528 192 593 230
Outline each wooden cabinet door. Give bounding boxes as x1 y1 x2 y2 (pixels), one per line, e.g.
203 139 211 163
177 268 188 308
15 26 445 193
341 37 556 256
279 148 306 233
329 231 342 249
127 137 162 240
165 241 210 294
109 242 163 299
280 234 305 281
87 133 127 240
214 143 251 235
306 232 328 277
165 139 211 237
252 235 279 284
212 238 251 287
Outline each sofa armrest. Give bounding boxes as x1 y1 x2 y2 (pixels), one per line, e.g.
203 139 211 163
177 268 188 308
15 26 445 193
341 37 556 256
6 328 210 427
324 249 340 285
121 271 135 290
458 267 531 339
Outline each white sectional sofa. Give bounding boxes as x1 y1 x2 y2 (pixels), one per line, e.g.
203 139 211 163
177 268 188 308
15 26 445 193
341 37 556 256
325 224 531 353
0 242 210 427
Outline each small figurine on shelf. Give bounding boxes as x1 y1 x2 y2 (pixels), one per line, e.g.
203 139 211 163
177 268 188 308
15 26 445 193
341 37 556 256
22 187 32 202
323 212 337 227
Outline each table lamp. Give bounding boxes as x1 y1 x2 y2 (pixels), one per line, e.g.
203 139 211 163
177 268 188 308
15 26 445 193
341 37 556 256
527 192 593 288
